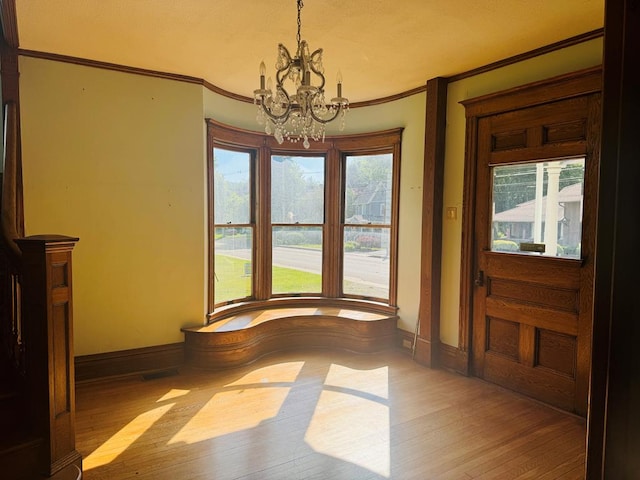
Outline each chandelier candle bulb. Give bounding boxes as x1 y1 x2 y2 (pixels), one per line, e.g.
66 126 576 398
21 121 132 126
260 61 266 89
337 71 343 98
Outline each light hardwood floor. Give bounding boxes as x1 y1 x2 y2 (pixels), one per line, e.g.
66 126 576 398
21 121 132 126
75 349 586 479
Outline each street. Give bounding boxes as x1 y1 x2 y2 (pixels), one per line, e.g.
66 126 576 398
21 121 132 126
215 245 389 288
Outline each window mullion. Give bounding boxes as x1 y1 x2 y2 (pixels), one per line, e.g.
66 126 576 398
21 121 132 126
323 144 342 297
254 144 272 300
388 140 402 306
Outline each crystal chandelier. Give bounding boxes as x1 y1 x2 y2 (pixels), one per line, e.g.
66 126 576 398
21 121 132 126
254 0 349 149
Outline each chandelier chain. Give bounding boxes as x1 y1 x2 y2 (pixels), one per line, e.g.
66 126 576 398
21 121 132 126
297 0 303 48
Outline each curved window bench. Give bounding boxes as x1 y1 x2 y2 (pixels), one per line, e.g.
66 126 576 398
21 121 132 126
182 298 398 369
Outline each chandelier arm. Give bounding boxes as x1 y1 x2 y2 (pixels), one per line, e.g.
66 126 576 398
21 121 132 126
278 43 294 65
259 97 293 123
275 44 295 86
275 66 291 88
308 102 344 125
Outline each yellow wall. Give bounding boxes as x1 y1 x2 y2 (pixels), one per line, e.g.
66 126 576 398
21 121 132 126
439 38 603 346
17 37 602 356
20 57 207 355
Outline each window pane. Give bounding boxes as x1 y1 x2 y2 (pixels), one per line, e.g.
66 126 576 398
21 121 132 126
492 158 584 259
214 227 252 303
271 155 324 224
213 148 251 224
343 227 390 299
345 154 393 225
272 226 322 295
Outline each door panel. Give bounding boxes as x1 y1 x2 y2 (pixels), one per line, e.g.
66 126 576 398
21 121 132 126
471 94 600 415
474 252 581 411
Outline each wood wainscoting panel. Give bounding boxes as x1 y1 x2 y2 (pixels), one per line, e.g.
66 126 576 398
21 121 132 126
542 119 588 145
486 317 520 360
488 277 578 312
491 129 528 151
536 329 577 377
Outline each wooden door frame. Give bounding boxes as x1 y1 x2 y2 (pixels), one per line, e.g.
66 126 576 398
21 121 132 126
458 67 602 371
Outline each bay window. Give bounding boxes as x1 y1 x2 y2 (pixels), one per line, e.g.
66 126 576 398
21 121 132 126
207 120 402 311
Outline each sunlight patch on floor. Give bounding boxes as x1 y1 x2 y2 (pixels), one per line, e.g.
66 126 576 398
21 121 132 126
169 387 292 444
324 363 389 399
83 403 175 470
156 388 190 402
224 361 305 386
305 365 390 477
167 361 305 445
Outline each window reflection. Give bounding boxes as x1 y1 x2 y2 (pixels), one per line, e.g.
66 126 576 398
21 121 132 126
492 158 584 259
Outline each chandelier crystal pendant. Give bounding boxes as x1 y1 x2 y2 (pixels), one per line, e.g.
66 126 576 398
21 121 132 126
254 0 349 149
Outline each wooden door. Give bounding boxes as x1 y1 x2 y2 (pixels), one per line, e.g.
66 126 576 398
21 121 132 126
470 92 600 415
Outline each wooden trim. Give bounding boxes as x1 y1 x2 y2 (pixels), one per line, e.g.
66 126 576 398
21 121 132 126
18 48 209 87
19 49 253 103
415 77 447 367
208 297 398 323
438 343 469 375
461 66 603 117
458 115 478 357
398 336 470 374
206 119 403 310
206 126 215 313
448 29 604 83
74 343 185 383
388 139 402 307
0 0 19 48
349 85 427 108
15 49 427 107
201 78 254 103
206 118 403 149
255 143 271 300
1 24 25 246
324 145 341 297
17 29 601 108
588 1 640 477
396 328 415 353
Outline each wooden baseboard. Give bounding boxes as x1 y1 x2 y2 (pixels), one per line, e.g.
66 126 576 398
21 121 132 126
75 343 184 383
397 329 440 368
396 327 441 367
73 338 469 381
413 337 441 367
396 328 415 354
438 343 469 375
396 329 470 374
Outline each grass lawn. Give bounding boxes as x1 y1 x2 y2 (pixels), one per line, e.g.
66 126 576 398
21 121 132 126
214 254 386 302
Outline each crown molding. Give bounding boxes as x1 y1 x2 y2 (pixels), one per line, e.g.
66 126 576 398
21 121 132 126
448 28 603 83
18 28 603 107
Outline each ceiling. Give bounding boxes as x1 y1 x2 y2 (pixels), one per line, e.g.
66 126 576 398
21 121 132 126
15 0 604 103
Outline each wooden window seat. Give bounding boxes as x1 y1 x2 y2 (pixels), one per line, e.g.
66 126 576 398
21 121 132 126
182 299 399 369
